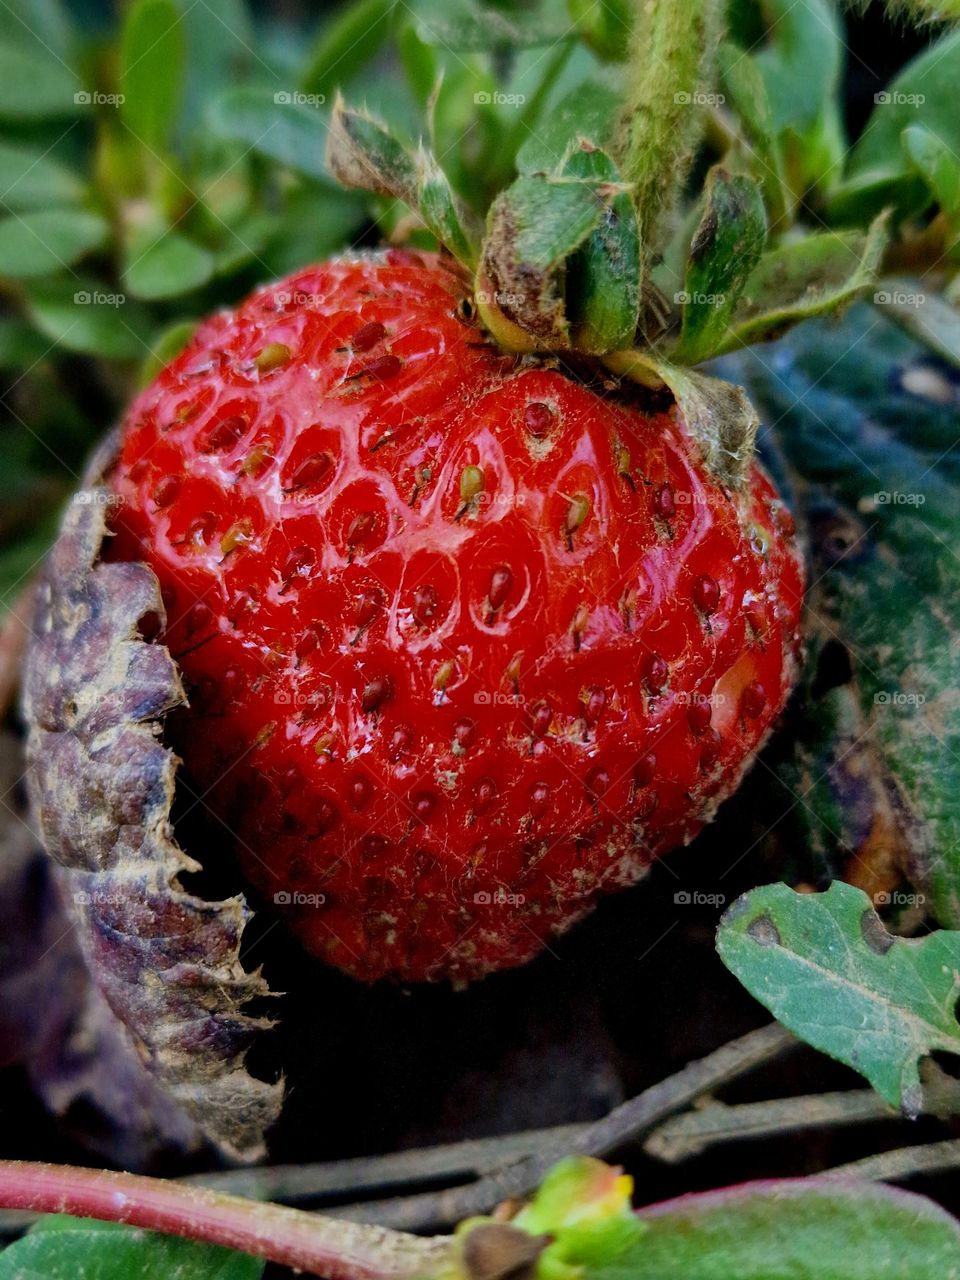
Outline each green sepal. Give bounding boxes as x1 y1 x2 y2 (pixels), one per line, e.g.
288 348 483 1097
326 94 480 266
561 143 640 353
671 167 767 365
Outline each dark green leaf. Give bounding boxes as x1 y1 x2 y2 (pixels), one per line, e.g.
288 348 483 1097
0 1215 264 1279
207 88 329 179
717 211 888 353
122 229 215 300
119 0 186 151
632 1179 960 1278
748 0 842 137
848 30 960 187
673 168 766 364
301 0 397 98
0 141 83 211
181 0 256 119
903 124 960 219
26 278 149 359
561 143 639 352
515 80 620 175
716 41 787 223
718 881 960 1114
0 44 79 119
724 305 960 926
0 0 72 59
0 209 108 277
0 317 52 368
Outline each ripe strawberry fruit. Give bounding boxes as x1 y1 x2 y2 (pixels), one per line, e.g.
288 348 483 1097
108 249 803 984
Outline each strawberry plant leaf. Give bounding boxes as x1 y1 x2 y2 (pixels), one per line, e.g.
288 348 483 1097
0 1216 263 1279
716 211 888 353
672 167 767 364
301 0 397 98
26 278 151 360
0 40 79 119
514 80 620 175
725 305 960 923
631 1178 960 1278
410 0 575 51
875 286 960 368
902 124 960 222
119 0 186 152
716 41 787 224
0 141 83 211
0 210 109 278
122 229 215 300
207 88 331 180
717 881 960 1114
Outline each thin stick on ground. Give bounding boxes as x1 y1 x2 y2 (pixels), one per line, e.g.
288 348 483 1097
333 1022 796 1230
824 1139 960 1183
644 1090 896 1163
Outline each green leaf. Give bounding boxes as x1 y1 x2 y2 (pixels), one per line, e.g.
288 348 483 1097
723 305 960 925
632 1179 960 1278
748 0 842 137
26 278 149 359
0 209 108 278
718 881 960 1114
119 0 186 151
561 143 639 352
903 124 960 220
515 80 620 175
122 229 215 300
137 318 197 387
301 0 397 98
0 1215 263 1279
848 30 960 188
0 0 72 60
0 317 51 368
207 88 329 179
0 43 79 119
876 285 960 369
567 0 632 60
716 41 787 224
410 0 575 51
717 211 888 353
672 168 766 364
181 0 256 119
0 141 83 212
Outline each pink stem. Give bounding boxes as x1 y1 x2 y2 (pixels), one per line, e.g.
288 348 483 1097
0 1162 453 1280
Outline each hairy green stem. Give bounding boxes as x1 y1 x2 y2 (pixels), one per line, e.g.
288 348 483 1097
0 1163 454 1280
616 0 724 264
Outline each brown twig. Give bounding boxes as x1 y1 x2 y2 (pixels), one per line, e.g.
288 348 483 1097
824 1139 960 1184
332 1023 796 1229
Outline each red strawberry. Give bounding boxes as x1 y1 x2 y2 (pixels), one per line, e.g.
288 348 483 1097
107 249 803 984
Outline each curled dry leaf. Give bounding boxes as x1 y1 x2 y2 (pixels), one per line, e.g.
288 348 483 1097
20 437 282 1162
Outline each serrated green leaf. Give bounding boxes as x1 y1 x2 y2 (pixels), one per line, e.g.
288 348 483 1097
301 0 397 98
0 141 82 211
122 229 215 299
672 168 766 364
718 881 960 1114
119 0 186 151
0 44 79 119
716 211 888 353
561 144 639 352
848 30 960 190
515 80 620 175
207 87 330 179
0 209 108 278
632 1179 960 1279
26 278 148 359
0 1215 263 1279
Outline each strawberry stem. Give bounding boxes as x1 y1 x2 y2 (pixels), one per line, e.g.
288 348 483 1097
616 0 724 289
0 1162 455 1280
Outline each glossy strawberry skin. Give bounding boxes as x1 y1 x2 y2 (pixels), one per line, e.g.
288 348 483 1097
108 250 804 984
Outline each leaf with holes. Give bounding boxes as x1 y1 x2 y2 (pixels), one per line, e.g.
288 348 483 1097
718 880 960 1114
